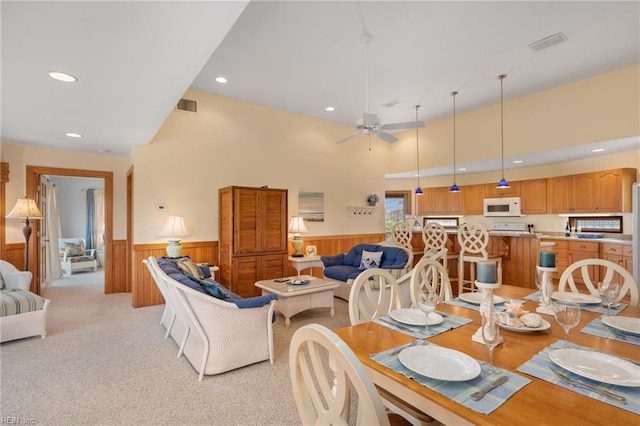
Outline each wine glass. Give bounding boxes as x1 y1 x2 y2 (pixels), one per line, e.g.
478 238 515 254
552 303 581 346
481 313 500 374
535 269 544 304
417 290 438 331
597 281 620 316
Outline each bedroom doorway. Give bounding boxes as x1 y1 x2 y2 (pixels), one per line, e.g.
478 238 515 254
26 166 114 295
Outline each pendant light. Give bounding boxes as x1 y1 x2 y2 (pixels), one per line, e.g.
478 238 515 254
414 104 423 195
449 91 460 192
496 74 510 189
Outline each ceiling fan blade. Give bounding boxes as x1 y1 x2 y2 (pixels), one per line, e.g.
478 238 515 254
375 131 398 143
381 120 425 130
336 132 362 144
362 112 378 126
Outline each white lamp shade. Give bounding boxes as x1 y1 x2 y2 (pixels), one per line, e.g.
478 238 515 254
6 198 44 219
288 216 308 235
159 216 189 238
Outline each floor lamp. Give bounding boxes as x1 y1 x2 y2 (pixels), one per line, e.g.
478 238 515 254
6 198 44 271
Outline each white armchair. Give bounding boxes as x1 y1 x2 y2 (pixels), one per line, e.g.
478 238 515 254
59 238 98 275
0 260 32 291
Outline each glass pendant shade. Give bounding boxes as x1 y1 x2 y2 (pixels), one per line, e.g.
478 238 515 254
415 187 423 195
450 183 460 192
496 178 510 189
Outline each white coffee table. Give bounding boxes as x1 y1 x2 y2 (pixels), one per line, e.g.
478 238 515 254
255 275 340 327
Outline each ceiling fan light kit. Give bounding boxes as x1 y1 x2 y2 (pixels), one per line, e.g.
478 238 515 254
450 91 460 192
496 74 510 189
337 32 424 146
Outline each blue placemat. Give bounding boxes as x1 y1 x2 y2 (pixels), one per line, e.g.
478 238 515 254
371 341 531 415
374 312 473 339
524 292 627 315
581 317 640 346
445 297 508 312
517 340 640 414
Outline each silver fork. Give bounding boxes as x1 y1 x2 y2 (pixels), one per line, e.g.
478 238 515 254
549 366 626 404
389 340 423 357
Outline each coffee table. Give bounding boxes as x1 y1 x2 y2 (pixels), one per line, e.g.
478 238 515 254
255 275 340 327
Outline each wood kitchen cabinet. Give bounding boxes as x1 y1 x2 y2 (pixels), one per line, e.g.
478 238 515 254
219 186 288 297
520 178 547 214
567 240 599 285
484 181 520 198
417 186 462 215
463 184 485 215
600 243 634 284
548 168 636 213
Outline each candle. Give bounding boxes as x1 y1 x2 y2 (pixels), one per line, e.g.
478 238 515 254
539 251 556 267
477 261 497 283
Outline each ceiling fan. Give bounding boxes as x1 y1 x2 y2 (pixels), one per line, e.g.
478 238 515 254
337 32 425 145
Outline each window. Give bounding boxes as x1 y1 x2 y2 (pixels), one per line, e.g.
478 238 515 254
385 191 411 240
569 216 623 234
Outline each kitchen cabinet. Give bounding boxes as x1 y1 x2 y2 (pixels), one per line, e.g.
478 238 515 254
600 243 634 284
462 184 485 215
415 187 432 215
541 239 569 281
567 240 599 286
219 186 288 297
520 178 547 214
484 181 520 198
548 168 636 213
417 186 462 215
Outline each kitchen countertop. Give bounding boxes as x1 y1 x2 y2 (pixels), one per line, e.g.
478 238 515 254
414 228 632 245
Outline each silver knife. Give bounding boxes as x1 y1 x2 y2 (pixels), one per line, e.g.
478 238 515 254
470 376 508 401
549 366 626 404
378 317 423 334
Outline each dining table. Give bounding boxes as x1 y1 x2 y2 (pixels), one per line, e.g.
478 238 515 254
333 285 640 426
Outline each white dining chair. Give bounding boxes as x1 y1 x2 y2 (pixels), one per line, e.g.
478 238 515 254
457 223 503 294
410 257 453 307
348 268 403 325
558 258 638 306
289 324 410 426
392 221 413 250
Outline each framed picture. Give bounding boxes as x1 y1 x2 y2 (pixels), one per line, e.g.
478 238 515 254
299 191 324 222
305 245 317 257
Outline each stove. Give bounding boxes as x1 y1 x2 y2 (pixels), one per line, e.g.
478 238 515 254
490 222 528 233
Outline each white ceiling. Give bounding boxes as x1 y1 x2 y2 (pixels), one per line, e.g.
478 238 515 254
2 1 639 174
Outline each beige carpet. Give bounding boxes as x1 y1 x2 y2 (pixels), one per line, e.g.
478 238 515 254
0 271 352 425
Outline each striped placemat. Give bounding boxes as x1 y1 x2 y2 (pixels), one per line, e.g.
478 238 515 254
581 317 640 346
374 312 473 339
524 292 627 315
371 341 531 415
445 297 508 312
516 340 640 414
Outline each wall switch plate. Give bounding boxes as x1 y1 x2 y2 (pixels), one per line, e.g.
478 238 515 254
156 204 166 212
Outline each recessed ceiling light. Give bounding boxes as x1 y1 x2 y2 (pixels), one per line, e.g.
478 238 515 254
459 167 467 171
513 160 524 164
49 71 77 82
215 76 227 84
325 106 335 112
98 149 111 154
591 148 605 153
65 132 82 138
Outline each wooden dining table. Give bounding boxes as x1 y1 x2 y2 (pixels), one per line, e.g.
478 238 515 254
334 285 640 426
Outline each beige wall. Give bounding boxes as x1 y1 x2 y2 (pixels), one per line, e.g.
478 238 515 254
1 143 130 243
388 64 640 174
132 89 390 244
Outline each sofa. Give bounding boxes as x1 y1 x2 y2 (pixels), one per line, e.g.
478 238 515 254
0 260 50 343
144 256 277 380
321 242 413 301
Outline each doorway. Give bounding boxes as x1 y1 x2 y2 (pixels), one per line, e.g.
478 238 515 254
26 166 114 295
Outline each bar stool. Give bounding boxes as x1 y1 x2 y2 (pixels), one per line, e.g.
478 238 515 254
457 223 502 294
391 221 413 250
421 222 448 264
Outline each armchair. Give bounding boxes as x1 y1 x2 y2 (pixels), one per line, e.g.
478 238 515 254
59 238 98 275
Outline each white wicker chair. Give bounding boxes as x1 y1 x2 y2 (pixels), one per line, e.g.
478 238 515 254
0 260 50 343
146 257 276 380
59 237 97 275
143 258 180 342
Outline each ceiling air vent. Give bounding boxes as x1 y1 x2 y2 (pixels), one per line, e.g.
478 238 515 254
176 98 198 113
381 99 402 108
528 32 568 52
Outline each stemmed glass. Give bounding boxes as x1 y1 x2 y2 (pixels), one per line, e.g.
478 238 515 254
597 281 620 316
552 303 581 347
535 269 544 304
417 290 438 332
481 313 500 374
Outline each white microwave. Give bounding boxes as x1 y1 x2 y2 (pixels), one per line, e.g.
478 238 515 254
483 197 522 217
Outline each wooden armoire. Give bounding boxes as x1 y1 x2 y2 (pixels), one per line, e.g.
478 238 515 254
218 186 288 297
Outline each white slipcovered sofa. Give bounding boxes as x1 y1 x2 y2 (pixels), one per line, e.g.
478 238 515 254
0 260 50 343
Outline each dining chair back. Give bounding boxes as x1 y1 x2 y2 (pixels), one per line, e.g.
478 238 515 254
391 221 413 250
410 257 453 307
289 324 393 426
558 258 638 306
348 268 403 325
457 223 503 294
421 222 449 262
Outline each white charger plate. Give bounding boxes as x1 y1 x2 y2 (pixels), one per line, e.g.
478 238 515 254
601 316 640 338
389 309 443 326
551 291 601 304
399 345 481 381
458 292 505 305
499 318 551 333
549 348 640 387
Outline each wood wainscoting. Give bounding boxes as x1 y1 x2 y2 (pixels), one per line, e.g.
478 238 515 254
132 241 218 308
286 233 386 277
4 243 25 278
108 239 129 294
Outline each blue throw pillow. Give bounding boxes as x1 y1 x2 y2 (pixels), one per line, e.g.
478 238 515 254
200 281 233 300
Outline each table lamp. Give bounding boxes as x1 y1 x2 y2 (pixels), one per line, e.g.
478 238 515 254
288 216 308 257
159 215 189 258
6 198 44 271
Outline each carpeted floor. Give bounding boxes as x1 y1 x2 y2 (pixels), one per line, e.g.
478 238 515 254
0 271 352 425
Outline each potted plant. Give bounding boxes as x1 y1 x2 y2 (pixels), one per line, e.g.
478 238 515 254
367 194 380 206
